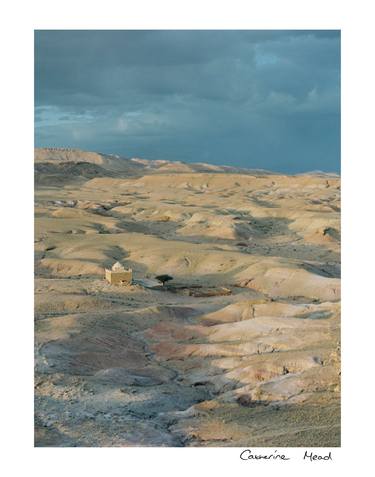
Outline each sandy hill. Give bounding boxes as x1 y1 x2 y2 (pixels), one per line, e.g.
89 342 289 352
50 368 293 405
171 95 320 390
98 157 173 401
35 147 276 177
35 148 143 174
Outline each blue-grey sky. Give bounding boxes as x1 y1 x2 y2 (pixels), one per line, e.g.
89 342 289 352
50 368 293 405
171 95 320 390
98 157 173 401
35 30 340 173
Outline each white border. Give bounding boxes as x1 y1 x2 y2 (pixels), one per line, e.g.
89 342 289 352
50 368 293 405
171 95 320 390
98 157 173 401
2 0 374 475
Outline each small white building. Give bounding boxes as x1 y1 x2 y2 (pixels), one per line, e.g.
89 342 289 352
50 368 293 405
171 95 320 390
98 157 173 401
105 262 132 285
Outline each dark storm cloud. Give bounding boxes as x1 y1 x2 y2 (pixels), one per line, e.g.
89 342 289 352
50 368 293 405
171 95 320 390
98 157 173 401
35 30 340 173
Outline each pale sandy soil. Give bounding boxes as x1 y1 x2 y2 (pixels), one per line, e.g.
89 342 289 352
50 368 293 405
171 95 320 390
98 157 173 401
34 148 340 447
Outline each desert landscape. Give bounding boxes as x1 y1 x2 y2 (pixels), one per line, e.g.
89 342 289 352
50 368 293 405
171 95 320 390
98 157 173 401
34 147 340 447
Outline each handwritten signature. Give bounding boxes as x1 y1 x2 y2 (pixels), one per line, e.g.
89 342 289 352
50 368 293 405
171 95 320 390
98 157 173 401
240 450 333 461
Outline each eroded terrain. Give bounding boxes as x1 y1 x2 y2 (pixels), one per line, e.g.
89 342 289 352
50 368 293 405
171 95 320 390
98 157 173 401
34 148 340 447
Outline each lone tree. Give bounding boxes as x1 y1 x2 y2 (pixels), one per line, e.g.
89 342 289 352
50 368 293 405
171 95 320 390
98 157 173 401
155 274 173 287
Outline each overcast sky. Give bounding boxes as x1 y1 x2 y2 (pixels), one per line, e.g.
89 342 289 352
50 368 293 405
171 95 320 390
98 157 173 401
35 30 340 173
